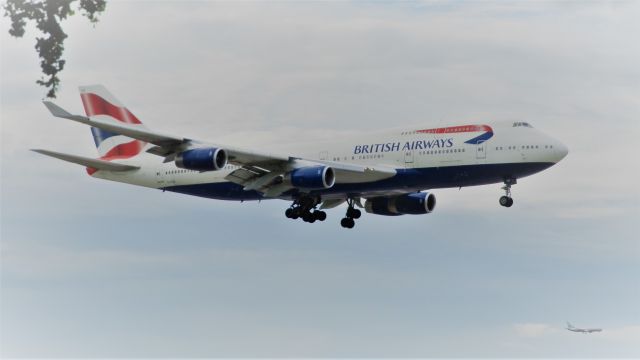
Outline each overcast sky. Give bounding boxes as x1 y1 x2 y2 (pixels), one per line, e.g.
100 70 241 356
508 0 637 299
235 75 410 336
1 1 639 357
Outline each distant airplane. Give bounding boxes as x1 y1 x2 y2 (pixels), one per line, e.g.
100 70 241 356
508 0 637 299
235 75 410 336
34 85 569 228
566 322 602 333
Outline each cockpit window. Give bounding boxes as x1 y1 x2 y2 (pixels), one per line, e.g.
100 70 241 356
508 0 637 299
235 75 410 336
513 122 533 128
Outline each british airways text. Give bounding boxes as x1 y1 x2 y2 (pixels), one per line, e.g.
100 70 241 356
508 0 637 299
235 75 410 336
354 138 454 154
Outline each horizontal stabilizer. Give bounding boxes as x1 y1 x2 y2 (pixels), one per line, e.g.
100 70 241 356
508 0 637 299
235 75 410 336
32 149 140 172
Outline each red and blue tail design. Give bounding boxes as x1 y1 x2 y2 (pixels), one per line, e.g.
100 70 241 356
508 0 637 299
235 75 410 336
79 85 147 160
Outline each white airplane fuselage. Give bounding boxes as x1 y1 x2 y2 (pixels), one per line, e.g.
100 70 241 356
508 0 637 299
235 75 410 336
92 121 568 201
567 328 603 333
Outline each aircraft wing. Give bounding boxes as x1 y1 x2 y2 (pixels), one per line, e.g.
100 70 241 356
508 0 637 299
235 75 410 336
44 101 183 147
44 101 396 196
225 158 395 197
43 101 288 164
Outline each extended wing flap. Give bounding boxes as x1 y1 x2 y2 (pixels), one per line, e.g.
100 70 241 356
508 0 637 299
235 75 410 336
321 161 396 183
32 149 139 172
225 166 269 184
225 165 286 193
224 147 290 166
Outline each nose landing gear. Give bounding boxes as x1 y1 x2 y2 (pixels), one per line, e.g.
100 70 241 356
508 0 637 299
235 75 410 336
499 178 516 207
340 198 361 229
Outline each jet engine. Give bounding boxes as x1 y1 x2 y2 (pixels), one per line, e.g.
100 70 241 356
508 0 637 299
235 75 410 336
290 166 335 189
175 147 228 171
365 192 436 216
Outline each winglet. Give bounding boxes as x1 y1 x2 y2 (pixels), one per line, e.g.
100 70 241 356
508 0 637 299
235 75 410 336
43 101 91 123
43 100 72 118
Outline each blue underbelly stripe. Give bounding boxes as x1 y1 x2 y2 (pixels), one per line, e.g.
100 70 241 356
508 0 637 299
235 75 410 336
163 162 554 201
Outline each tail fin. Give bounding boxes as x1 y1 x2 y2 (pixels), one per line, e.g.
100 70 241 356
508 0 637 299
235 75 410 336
79 85 147 159
567 322 574 329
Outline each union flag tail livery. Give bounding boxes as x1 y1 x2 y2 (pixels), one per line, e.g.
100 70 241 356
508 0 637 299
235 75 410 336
79 85 147 160
35 85 569 229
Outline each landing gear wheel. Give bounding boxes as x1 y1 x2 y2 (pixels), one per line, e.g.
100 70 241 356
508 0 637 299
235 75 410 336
347 208 361 219
499 196 514 207
500 178 516 208
341 198 361 228
506 197 514 207
499 196 510 207
286 195 323 222
346 218 355 228
302 211 315 223
340 217 355 229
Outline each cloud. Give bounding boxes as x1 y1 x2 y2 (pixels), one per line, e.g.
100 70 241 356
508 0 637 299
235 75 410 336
514 323 559 338
600 325 640 343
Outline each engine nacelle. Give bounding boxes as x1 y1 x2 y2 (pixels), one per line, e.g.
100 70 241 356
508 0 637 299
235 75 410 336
365 192 436 216
290 166 335 189
175 147 227 171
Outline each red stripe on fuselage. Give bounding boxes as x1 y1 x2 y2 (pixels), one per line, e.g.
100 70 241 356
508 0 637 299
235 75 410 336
80 93 142 124
416 124 493 134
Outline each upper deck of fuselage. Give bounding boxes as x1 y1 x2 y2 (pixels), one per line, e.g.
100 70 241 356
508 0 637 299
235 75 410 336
282 120 566 164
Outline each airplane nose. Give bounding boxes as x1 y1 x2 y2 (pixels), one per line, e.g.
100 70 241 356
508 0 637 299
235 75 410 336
556 141 569 162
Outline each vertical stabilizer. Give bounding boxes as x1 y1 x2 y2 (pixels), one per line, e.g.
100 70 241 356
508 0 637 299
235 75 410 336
79 85 147 159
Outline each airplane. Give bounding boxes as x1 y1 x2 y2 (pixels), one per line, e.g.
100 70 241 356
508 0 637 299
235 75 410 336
34 85 568 228
566 322 602 333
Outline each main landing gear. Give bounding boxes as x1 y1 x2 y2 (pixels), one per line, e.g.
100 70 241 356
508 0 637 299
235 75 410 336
499 178 516 208
285 195 327 223
285 196 364 228
340 198 361 229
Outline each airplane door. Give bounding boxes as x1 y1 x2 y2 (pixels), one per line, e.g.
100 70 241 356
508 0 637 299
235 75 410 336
404 150 414 166
156 169 166 187
319 151 328 160
476 140 487 160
